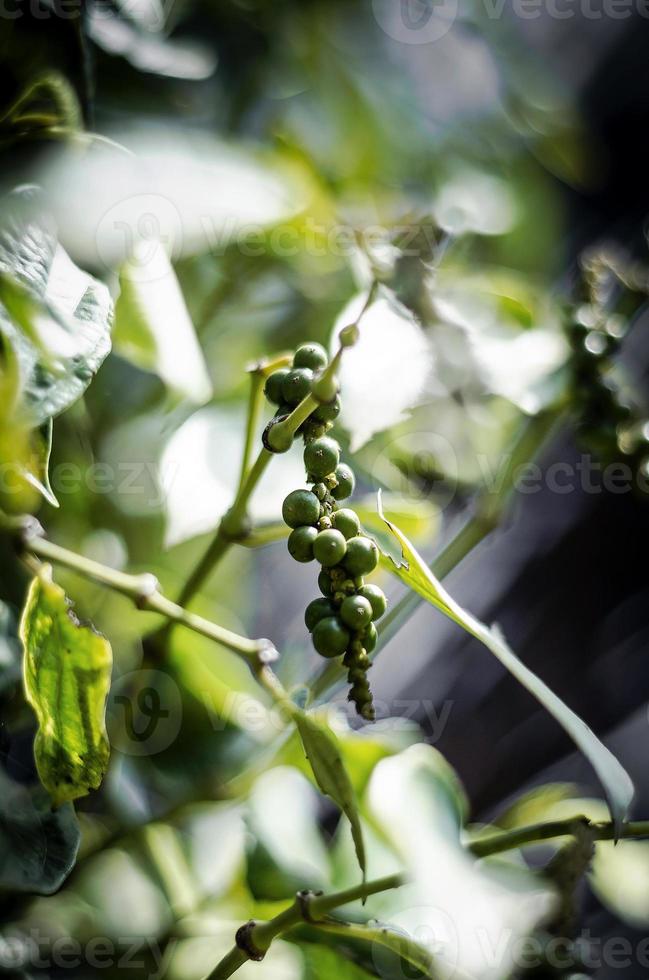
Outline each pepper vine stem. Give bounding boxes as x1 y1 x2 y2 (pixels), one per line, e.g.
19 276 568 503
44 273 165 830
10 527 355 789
16 525 293 706
206 873 406 980
309 407 563 703
469 817 649 857
208 817 649 979
176 284 379 610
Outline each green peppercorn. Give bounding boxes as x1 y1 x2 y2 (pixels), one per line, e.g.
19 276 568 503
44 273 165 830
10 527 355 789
332 508 360 540
264 368 290 405
318 569 333 597
305 597 336 632
358 584 387 620
282 489 320 528
287 525 318 563
294 342 328 371
304 437 340 479
313 483 328 501
313 395 341 423
312 616 350 658
313 528 347 567
331 463 355 500
340 595 373 630
282 368 314 406
344 535 379 576
262 416 293 454
363 623 378 653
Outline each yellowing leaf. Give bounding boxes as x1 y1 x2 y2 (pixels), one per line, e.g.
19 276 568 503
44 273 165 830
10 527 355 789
20 565 113 807
377 494 634 836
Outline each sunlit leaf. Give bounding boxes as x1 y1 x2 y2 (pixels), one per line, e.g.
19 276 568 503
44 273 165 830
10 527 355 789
0 186 113 427
377 497 634 835
21 418 58 507
20 565 113 806
294 710 366 881
113 242 212 404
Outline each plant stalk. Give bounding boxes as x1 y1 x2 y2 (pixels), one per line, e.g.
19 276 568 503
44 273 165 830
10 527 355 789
206 873 406 980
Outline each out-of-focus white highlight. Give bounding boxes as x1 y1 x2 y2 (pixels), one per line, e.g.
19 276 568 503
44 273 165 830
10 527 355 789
37 127 300 269
160 407 306 547
333 292 433 450
114 241 212 404
434 170 518 236
368 745 556 980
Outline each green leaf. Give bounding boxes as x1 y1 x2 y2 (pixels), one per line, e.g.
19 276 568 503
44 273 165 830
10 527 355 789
0 71 81 135
377 495 634 835
20 565 113 806
300 945 376 979
0 186 112 427
113 243 212 404
21 418 58 507
0 770 80 894
294 710 366 881
314 919 436 979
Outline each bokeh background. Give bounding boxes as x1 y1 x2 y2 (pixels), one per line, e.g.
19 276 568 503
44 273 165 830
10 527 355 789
2 1 649 978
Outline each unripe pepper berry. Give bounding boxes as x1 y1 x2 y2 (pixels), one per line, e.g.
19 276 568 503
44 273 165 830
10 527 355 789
282 368 314 406
312 616 350 658
264 368 290 405
340 594 373 630
331 508 360 540
318 569 333 596
282 489 320 528
344 535 379 576
305 597 336 632
357 584 387 620
363 622 378 653
313 395 341 424
304 437 340 479
331 463 355 500
287 525 318 563
293 342 328 371
313 528 347 567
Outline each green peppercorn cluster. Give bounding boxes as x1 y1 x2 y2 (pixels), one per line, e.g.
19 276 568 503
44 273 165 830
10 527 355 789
263 342 387 721
565 301 632 461
562 251 649 485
